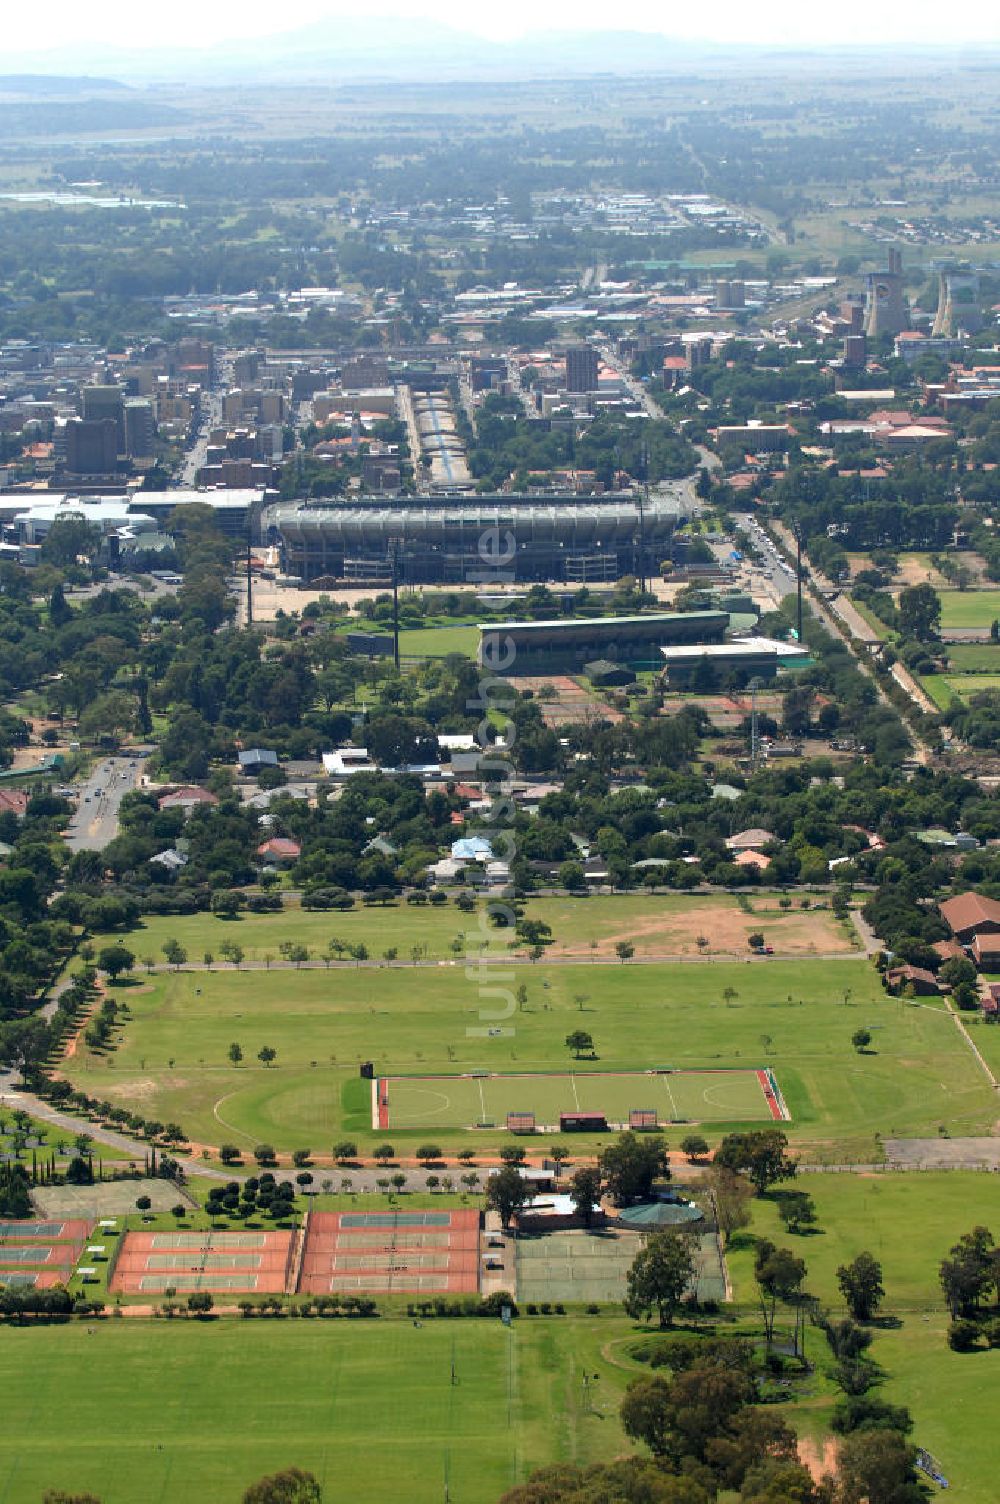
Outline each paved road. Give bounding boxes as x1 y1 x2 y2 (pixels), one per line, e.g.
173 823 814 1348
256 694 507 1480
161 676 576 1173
64 751 151 852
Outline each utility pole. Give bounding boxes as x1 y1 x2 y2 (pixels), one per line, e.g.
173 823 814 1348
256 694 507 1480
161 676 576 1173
246 535 253 627
388 537 401 671
794 522 803 642
749 676 764 774
637 487 647 596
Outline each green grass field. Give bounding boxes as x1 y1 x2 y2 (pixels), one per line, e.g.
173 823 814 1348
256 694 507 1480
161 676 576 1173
381 1067 777 1130
398 624 480 657
725 1172 1000 1503
96 892 856 966
943 643 1000 672
62 959 996 1159
920 673 1000 709
0 1316 632 1504
937 590 1000 630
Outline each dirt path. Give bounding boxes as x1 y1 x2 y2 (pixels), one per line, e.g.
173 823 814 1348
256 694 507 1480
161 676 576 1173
797 1436 837 1485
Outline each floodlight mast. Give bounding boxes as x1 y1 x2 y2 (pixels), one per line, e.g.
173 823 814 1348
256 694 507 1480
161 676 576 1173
748 675 765 774
388 537 401 670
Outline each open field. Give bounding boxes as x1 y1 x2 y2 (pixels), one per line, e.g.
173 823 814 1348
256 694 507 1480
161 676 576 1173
919 671 1000 709
943 643 1000 672
0 1316 633 1504
380 1067 781 1130
727 1171 1000 1312
95 892 857 966
937 590 1000 630
60 960 996 1159
726 1172 1000 1503
398 624 480 657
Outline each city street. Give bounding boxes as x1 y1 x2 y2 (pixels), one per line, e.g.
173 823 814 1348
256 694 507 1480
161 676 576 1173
63 750 152 852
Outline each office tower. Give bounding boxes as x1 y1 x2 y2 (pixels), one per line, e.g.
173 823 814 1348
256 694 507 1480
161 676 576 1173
65 417 118 475
124 399 155 459
564 345 599 393
81 384 125 452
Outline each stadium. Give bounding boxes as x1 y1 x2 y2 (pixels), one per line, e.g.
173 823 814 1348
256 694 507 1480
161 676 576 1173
262 491 690 584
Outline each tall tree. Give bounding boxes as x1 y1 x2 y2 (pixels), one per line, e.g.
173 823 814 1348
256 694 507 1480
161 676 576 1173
599 1131 669 1206
837 1252 885 1321
715 1131 796 1196
624 1230 696 1328
486 1164 530 1229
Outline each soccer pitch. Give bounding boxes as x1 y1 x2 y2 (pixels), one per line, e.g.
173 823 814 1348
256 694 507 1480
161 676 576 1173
376 1067 784 1131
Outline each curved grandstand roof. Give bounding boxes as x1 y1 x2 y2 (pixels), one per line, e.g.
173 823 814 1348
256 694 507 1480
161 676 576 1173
264 494 688 546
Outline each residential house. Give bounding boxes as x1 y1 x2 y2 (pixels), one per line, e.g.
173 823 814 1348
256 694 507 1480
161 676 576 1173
256 837 301 865
885 964 940 997
726 828 778 853
157 785 219 814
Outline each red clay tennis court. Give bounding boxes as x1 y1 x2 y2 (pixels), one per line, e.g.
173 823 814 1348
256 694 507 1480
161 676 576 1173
110 1229 295 1295
0 1219 90 1289
298 1209 481 1296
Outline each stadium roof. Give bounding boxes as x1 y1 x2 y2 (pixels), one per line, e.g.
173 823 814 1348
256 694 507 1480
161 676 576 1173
483 612 726 636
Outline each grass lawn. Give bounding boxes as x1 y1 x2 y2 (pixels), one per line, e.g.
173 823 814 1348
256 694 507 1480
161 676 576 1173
939 673 1000 701
878 1320 1000 1504
398 623 479 657
726 1173 1000 1503
937 590 1000 630
100 892 857 967
726 1171 1000 1313
0 1315 634 1504
61 960 995 1159
919 674 961 711
944 643 1000 672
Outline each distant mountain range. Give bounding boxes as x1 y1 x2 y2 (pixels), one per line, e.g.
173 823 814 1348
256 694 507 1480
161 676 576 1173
1 22 998 87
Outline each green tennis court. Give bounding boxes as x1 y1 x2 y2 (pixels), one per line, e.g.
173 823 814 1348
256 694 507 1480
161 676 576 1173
378 1067 784 1130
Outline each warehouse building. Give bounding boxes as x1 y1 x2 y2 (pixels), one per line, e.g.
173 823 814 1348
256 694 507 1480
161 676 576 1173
659 636 809 689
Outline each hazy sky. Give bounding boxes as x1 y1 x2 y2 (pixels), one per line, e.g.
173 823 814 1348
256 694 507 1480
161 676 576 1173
6 0 998 52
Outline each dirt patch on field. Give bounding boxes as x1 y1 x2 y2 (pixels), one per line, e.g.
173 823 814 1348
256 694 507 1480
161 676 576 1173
94 1077 162 1103
893 555 948 589
507 674 623 727
798 1437 838 1484
542 902 853 958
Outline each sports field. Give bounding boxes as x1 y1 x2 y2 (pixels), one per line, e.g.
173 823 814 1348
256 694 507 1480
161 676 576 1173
377 1068 783 1130
937 589 1000 630
0 1317 633 1503
94 890 855 965
61 958 998 1159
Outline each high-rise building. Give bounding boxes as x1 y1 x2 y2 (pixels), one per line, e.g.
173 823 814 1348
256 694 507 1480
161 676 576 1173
124 399 156 459
842 334 867 368
686 337 714 370
81 384 125 452
233 350 264 386
863 248 908 339
564 346 599 393
65 417 118 475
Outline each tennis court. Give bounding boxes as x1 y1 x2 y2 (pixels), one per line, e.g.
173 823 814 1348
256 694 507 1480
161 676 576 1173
298 1208 481 1295
376 1067 785 1131
515 1227 727 1306
110 1229 295 1295
0 1218 90 1288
